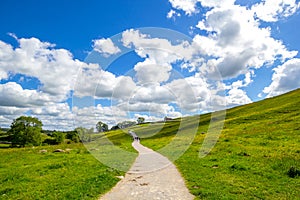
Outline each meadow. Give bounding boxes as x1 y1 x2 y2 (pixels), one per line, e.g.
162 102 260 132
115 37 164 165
0 132 135 200
1 89 299 199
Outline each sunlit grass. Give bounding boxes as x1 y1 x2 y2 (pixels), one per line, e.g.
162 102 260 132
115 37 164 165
0 129 137 200
1 89 299 199
133 89 300 199
0 143 123 199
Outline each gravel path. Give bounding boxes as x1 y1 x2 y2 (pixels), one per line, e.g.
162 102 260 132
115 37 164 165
99 141 194 200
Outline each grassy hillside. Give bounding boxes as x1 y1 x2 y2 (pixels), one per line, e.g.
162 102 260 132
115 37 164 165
1 89 299 199
133 89 300 199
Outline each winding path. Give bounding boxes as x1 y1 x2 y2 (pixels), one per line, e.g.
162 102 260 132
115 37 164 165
100 141 194 200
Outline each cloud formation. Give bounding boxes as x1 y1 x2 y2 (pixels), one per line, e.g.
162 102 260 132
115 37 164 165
93 38 121 57
252 0 300 22
263 58 300 97
1 0 300 130
168 0 300 101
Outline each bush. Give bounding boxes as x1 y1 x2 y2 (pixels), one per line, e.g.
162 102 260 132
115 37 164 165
52 131 65 144
75 127 92 142
66 131 80 143
288 166 300 178
43 138 57 145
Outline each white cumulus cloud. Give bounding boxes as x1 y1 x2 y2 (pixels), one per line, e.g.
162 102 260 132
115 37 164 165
251 0 300 22
263 58 300 97
93 38 121 57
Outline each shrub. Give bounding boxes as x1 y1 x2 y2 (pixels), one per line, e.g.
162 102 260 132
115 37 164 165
66 131 80 143
288 166 300 178
52 131 65 144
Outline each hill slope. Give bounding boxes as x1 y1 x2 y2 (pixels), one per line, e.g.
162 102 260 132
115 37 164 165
133 89 300 199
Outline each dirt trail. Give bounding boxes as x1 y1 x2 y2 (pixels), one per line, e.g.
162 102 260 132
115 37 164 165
100 141 194 200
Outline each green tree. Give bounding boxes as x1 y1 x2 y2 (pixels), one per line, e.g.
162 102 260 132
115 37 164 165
66 131 80 143
117 121 136 129
137 117 145 124
52 131 65 144
75 127 92 142
96 121 108 132
8 116 43 147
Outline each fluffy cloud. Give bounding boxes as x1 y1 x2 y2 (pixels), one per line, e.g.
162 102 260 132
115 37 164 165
0 37 98 101
168 0 299 19
168 0 199 15
167 0 299 82
224 72 253 107
198 0 235 8
93 38 121 57
122 29 183 63
117 101 178 117
122 29 179 85
263 58 300 97
195 5 297 79
252 0 300 22
226 88 252 106
0 106 27 116
168 0 235 15
0 82 51 107
121 29 202 84
0 41 14 80
74 67 137 100
167 9 181 19
134 59 172 85
165 75 222 112
129 85 175 104
2 0 300 130
31 103 71 116
0 36 101 129
166 0 300 108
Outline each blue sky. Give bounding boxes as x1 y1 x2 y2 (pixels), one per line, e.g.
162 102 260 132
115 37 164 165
0 0 300 130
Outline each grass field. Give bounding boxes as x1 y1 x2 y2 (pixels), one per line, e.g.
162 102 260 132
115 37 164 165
0 130 136 200
133 89 300 199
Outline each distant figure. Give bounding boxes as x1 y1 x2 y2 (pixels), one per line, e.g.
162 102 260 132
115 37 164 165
133 136 140 142
129 130 140 142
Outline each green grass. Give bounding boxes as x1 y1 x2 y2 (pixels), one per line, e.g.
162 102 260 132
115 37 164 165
0 129 137 200
85 129 138 172
133 89 300 199
1 89 300 199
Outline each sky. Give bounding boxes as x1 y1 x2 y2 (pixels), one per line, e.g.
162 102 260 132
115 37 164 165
0 0 300 130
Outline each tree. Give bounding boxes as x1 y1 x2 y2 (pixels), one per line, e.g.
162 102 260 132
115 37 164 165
110 125 120 131
96 121 108 132
75 127 92 142
137 117 145 124
8 116 43 147
117 121 136 129
52 131 65 144
66 131 80 143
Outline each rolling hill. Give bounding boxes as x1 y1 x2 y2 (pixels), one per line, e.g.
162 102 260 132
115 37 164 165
0 89 299 199
132 88 300 199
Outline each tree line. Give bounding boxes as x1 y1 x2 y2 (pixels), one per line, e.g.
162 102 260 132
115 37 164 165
1 116 146 147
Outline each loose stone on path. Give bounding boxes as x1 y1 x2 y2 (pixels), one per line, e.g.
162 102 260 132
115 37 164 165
100 141 194 200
